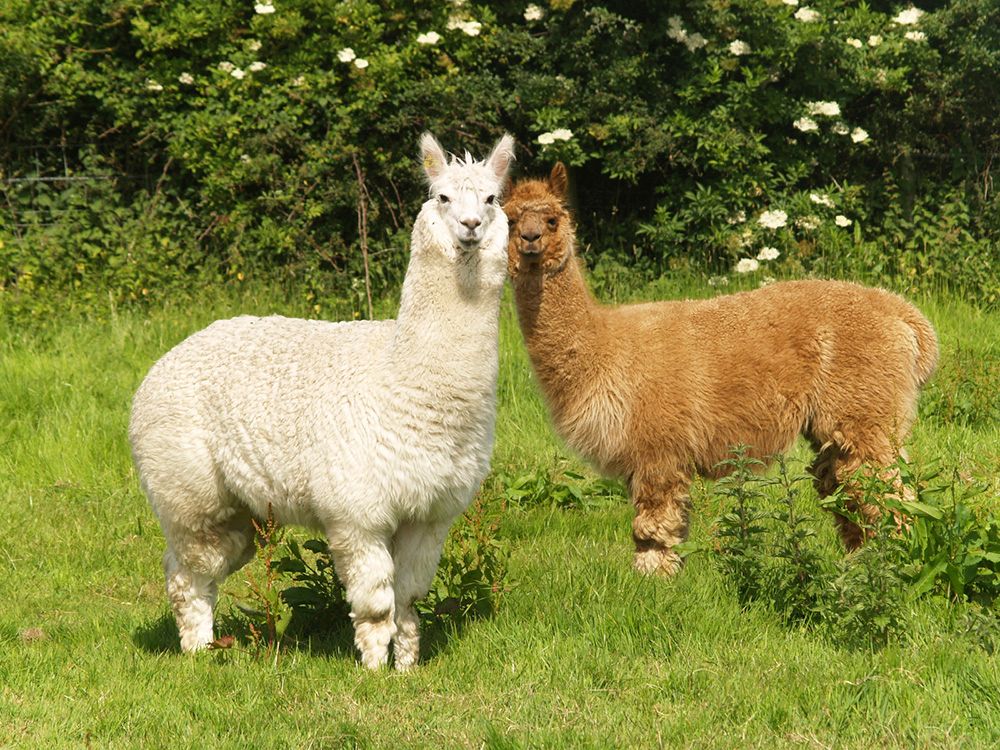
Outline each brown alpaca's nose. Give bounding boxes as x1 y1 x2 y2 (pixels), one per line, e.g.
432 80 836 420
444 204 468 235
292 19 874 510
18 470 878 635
520 229 541 243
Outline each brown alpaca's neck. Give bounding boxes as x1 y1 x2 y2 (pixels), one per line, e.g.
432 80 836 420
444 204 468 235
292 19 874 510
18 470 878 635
513 256 608 412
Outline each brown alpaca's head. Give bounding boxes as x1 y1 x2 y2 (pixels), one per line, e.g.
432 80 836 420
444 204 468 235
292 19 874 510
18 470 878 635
504 162 575 280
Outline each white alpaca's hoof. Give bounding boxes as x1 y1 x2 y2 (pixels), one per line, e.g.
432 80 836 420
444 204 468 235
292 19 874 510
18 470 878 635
394 655 417 672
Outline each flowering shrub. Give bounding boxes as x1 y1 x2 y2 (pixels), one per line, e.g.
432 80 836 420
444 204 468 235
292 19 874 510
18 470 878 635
0 0 997 316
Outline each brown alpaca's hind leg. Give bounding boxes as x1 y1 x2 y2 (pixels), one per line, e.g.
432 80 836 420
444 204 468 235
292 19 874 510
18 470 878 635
808 437 897 551
630 472 691 576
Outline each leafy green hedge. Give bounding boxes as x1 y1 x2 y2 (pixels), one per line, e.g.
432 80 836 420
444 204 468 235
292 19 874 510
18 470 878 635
1 0 998 317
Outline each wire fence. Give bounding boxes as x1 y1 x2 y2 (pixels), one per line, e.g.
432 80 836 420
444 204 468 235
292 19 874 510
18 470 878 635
1 143 153 234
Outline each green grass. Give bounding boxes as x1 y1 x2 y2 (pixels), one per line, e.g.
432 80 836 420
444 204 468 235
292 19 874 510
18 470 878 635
1 279 998 749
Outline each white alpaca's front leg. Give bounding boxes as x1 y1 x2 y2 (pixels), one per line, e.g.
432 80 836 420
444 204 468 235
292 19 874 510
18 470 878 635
330 534 397 669
391 519 453 671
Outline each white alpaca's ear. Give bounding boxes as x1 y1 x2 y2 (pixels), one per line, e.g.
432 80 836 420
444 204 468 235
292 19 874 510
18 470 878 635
420 132 448 181
486 134 516 184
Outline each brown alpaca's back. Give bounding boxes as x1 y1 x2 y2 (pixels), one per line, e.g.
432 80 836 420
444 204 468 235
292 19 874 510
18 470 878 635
505 163 939 574
604 279 937 477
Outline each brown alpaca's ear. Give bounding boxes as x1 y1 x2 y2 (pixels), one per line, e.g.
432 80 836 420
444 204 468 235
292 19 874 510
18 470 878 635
548 162 568 200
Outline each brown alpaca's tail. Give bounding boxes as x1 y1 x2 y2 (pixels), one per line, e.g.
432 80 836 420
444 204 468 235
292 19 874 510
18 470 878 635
905 310 939 386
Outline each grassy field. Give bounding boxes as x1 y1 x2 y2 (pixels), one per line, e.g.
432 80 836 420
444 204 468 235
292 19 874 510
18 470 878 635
1 278 998 749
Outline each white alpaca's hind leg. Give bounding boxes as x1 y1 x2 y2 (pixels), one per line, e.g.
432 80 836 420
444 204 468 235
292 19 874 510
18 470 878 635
164 548 218 652
391 519 452 671
330 533 397 669
160 510 256 653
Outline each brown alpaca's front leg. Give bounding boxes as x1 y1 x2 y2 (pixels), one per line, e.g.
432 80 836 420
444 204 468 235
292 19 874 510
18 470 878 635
630 473 691 576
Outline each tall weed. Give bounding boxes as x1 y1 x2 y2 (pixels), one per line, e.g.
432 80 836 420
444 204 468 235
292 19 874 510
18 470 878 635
684 448 1000 649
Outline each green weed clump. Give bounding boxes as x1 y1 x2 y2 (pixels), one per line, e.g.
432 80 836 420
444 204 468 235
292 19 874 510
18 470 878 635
226 496 513 655
682 447 1000 649
500 462 626 511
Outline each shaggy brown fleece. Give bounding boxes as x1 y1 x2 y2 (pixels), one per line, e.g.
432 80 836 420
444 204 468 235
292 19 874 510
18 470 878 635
505 163 939 575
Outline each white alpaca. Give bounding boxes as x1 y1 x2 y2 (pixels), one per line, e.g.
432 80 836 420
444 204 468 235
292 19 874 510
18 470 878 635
129 132 515 669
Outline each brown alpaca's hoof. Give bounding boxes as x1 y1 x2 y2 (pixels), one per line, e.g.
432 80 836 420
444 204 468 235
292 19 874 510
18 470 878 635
633 547 683 576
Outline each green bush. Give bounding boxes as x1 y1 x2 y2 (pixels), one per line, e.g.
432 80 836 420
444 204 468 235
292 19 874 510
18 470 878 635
1 0 998 317
681 449 1000 649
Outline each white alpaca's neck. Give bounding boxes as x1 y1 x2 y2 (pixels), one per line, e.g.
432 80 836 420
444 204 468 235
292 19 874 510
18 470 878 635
390 201 507 382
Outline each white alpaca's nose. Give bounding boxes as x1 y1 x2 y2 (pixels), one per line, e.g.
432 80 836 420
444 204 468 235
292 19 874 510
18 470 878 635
461 216 482 230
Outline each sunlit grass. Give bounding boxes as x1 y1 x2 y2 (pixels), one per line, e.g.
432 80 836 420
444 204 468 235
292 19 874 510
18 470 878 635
1 280 998 748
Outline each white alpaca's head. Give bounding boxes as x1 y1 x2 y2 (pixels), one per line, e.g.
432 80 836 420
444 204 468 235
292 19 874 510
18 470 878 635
419 132 515 251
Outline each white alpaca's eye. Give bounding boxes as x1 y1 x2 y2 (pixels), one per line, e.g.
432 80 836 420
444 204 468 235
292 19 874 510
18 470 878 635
439 194 450 204
485 195 495 205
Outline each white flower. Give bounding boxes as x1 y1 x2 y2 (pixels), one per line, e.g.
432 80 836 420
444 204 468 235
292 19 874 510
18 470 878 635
337 47 356 63
684 32 707 51
145 79 163 92
248 61 266 72
727 210 746 225
708 275 730 287
793 117 818 132
757 246 780 261
835 214 853 227
794 7 820 22
760 276 776 287
240 154 251 163
524 4 544 22
846 38 863 48
667 16 687 43
783 0 799 5
448 18 482 36
851 127 869 143
537 132 556 145
905 30 927 42
254 3 275 15
810 193 834 208
758 210 788 229
218 61 235 72
551 128 573 141
291 75 306 86
729 40 751 56
868 34 882 46
806 100 841 117
417 31 441 45
832 122 850 135
797 215 821 231
178 72 194 85
230 67 245 79
736 258 760 274
893 7 925 25
248 40 262 52
354 58 369 69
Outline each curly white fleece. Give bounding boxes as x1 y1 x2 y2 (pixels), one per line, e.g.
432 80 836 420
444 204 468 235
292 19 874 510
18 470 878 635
130 134 513 668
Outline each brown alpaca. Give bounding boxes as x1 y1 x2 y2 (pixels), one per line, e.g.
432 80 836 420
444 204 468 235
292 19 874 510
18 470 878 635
505 163 939 575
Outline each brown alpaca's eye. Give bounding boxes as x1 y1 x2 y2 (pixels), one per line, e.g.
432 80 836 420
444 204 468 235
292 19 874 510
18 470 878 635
547 217 558 229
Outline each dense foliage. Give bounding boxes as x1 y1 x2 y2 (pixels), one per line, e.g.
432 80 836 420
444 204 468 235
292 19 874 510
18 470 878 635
2 0 998 318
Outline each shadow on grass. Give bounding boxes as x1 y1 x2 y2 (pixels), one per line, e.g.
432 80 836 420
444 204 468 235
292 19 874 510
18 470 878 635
132 612 181 654
132 606 486 666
